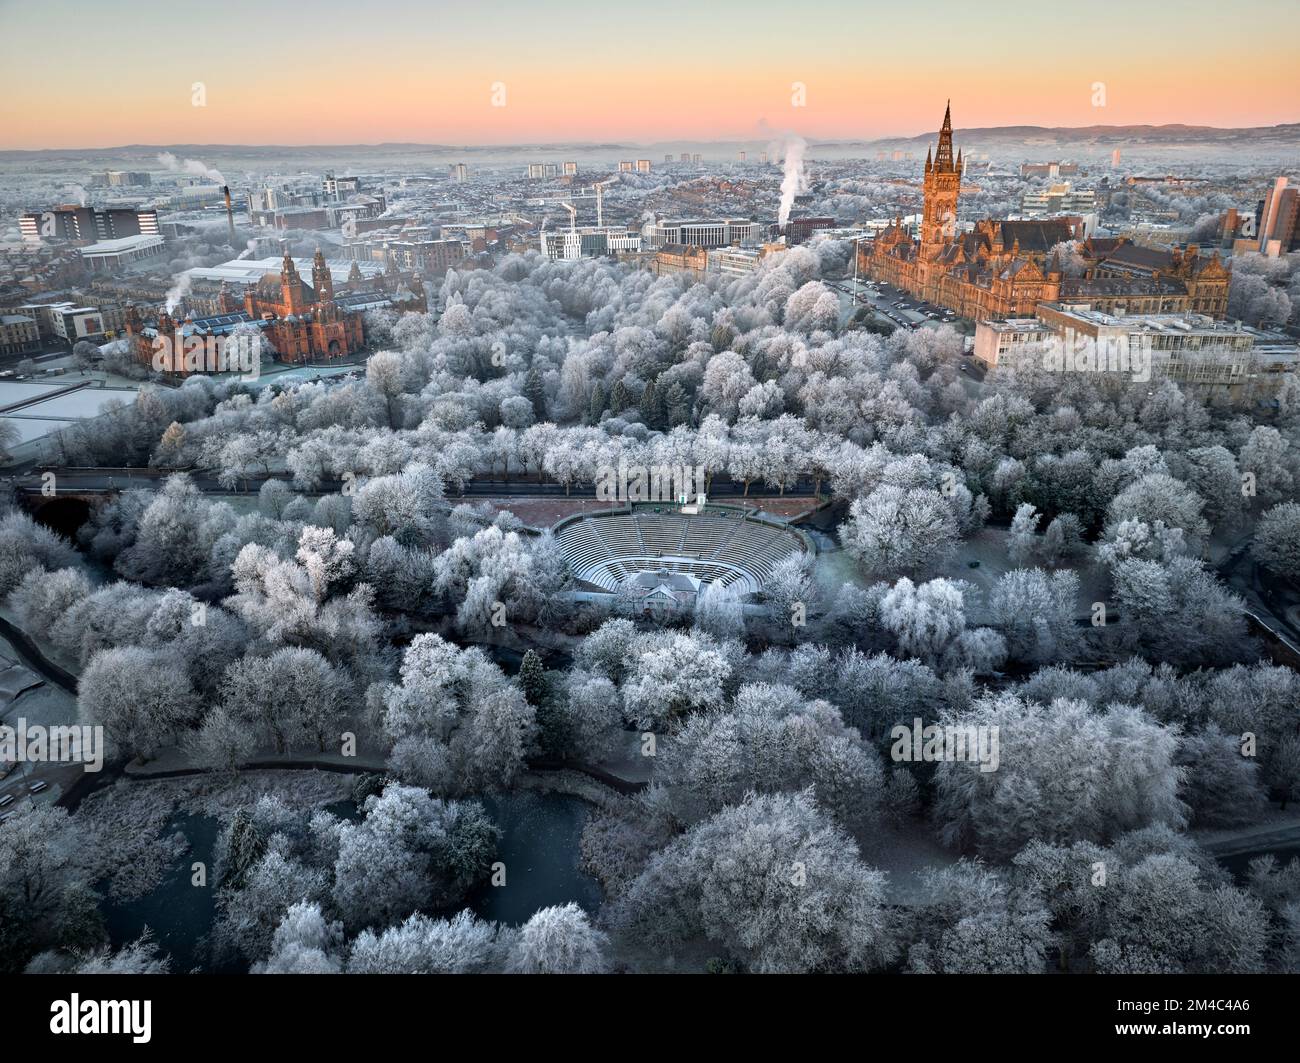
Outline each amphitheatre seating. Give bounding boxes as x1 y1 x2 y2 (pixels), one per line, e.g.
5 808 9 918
554 507 805 595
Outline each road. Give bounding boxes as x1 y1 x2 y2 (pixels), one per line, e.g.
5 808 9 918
1216 534 1300 657
0 617 83 821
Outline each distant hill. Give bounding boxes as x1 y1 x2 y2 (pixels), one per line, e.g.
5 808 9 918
822 123 1300 149
1 123 1297 161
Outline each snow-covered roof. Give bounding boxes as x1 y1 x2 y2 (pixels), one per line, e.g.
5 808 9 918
184 256 383 286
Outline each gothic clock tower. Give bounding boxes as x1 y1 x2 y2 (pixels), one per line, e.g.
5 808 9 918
921 101 962 256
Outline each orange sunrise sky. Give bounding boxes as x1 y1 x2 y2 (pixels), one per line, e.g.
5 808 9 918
1 0 1296 149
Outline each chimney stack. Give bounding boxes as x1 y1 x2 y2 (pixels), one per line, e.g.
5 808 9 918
222 185 236 245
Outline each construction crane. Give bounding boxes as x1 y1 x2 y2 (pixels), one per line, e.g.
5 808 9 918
562 202 577 231
593 177 618 228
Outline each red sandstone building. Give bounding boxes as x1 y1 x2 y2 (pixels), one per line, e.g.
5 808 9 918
237 249 364 361
125 248 426 373
862 103 1231 321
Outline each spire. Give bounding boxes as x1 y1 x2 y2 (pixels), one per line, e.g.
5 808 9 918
934 100 955 173
925 146 932 174
312 246 333 302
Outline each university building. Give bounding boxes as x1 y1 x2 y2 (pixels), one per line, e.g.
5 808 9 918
861 104 1231 321
974 303 1297 404
124 249 426 371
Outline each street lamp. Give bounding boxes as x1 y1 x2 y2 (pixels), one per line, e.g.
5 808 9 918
849 233 872 307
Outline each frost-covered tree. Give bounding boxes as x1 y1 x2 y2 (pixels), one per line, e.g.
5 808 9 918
77 646 199 760
348 910 509 973
653 682 883 824
329 783 498 931
7 566 91 637
0 805 95 972
351 463 445 548
1110 557 1248 667
1006 502 1041 567
220 647 349 754
1098 519 1188 566
1175 724 1269 828
610 791 895 973
1016 833 1270 973
906 861 1051 974
693 578 746 640
378 634 537 793
253 901 343 974
841 485 958 578
64 932 171 974
1104 473 1209 550
1253 502 1300 583
620 630 731 730
879 577 967 661
987 568 1080 665
0 511 79 596
545 669 624 763
1239 426 1293 505
830 648 945 746
934 694 1187 859
505 903 609 974
211 847 329 967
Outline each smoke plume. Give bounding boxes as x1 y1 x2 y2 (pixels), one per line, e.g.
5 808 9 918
164 272 193 315
778 136 808 228
157 151 225 186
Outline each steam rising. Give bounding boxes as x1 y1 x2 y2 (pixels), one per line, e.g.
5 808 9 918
164 272 192 315
778 136 808 228
157 151 225 186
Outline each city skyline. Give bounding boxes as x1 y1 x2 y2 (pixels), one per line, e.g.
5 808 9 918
1 0 1297 150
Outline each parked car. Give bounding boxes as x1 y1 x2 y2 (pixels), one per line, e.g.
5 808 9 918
0 794 15 807
29 780 48 794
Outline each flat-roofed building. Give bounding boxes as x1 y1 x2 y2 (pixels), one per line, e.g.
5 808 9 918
78 234 167 273
540 227 642 260
1020 183 1097 217
647 218 764 249
975 303 1297 403
20 206 160 244
90 171 152 188
706 247 765 276
18 301 125 343
972 318 1055 369
0 314 40 355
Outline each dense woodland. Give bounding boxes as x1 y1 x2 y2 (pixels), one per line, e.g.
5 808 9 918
3 241 1300 974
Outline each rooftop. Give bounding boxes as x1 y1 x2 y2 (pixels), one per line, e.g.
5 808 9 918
1040 303 1263 336
79 234 166 256
184 256 384 286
